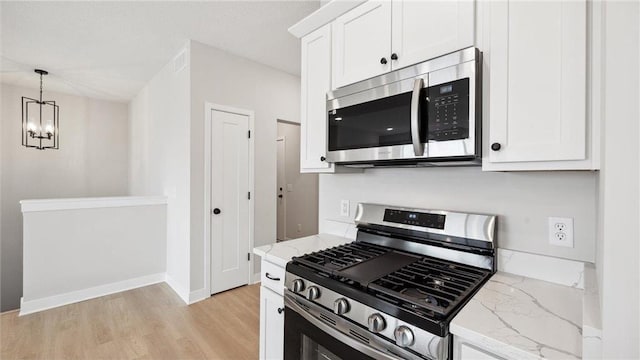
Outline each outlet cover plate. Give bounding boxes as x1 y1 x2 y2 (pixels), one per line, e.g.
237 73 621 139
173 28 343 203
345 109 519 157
548 217 574 248
340 200 350 217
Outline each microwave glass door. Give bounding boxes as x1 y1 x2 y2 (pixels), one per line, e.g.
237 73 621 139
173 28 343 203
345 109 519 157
327 91 427 152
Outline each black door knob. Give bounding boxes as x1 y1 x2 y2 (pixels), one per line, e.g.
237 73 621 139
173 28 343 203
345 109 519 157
277 307 284 314
278 194 283 198
320 156 326 161
391 53 398 60
380 57 388 65
213 208 221 215
491 143 502 151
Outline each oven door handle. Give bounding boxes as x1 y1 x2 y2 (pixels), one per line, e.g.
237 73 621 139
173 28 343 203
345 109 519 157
285 294 424 360
410 77 425 157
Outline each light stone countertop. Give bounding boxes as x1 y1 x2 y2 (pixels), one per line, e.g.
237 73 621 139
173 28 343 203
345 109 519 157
253 233 352 268
451 272 583 360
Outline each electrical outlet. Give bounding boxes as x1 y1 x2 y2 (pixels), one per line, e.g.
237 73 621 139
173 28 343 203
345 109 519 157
340 200 350 217
548 217 574 248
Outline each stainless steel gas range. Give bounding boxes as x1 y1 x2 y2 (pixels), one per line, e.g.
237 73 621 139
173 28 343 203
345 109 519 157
283 203 497 360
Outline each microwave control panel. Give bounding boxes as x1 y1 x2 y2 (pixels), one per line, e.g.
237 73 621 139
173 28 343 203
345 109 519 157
427 78 470 141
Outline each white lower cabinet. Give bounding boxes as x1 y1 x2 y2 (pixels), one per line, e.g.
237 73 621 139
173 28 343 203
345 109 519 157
453 336 506 360
259 259 285 360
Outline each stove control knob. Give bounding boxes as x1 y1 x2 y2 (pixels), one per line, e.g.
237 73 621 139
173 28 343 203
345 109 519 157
307 286 320 300
394 326 415 347
333 298 350 315
292 279 305 293
367 313 386 333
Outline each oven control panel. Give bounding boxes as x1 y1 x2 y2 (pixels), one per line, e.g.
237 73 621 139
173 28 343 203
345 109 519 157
427 78 470 141
383 209 445 229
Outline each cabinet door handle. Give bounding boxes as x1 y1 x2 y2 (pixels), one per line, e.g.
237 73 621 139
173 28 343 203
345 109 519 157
391 53 398 60
320 156 326 162
277 307 284 314
491 143 502 151
265 273 281 281
380 57 388 65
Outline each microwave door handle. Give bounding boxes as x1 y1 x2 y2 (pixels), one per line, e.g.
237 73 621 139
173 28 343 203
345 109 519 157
411 78 425 156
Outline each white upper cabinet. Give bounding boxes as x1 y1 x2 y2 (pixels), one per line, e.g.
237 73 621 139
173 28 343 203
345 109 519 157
332 1 392 89
484 0 596 170
332 0 475 89
300 24 334 172
391 0 474 70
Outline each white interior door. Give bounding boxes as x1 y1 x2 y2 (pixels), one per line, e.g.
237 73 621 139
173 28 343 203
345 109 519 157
276 137 286 241
210 108 250 294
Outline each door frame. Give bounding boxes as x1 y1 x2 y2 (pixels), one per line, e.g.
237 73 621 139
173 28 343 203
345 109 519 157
203 102 255 296
276 136 287 241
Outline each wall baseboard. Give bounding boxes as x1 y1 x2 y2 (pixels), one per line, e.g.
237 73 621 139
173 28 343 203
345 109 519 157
164 273 190 304
19 272 165 316
188 288 209 304
252 272 261 284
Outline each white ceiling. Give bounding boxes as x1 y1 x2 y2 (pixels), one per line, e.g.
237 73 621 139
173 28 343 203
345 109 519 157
0 1 320 102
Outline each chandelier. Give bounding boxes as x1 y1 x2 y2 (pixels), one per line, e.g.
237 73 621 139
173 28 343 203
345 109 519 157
22 69 59 150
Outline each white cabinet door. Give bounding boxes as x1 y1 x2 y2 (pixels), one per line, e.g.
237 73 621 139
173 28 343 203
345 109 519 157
391 0 474 70
332 1 392 88
259 287 284 360
487 0 587 165
300 24 334 173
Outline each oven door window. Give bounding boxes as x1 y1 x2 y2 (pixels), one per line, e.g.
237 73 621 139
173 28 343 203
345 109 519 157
328 91 427 151
301 335 342 360
284 308 375 360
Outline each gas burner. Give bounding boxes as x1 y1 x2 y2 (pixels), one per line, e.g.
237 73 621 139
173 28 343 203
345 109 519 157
402 288 441 307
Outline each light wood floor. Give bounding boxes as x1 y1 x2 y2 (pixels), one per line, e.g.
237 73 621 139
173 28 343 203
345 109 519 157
1 283 261 360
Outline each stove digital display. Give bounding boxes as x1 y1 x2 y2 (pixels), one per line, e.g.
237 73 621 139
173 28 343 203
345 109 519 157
383 209 446 229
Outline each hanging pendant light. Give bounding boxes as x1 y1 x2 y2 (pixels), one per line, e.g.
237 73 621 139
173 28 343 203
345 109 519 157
22 69 59 150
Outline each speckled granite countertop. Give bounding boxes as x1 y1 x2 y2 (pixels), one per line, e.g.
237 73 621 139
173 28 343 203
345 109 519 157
451 272 583 359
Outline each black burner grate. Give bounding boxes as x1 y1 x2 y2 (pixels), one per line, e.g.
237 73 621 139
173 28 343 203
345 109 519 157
293 242 389 274
368 256 490 317
291 241 492 320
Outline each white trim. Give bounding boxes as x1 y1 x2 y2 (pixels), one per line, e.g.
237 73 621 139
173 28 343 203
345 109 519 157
188 288 209 304
288 0 366 38
19 272 165 316
20 196 167 213
276 136 287 240
164 273 190 304
204 103 255 297
252 272 261 285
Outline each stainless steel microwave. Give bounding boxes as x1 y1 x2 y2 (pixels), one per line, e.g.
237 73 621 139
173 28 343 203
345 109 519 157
325 47 481 166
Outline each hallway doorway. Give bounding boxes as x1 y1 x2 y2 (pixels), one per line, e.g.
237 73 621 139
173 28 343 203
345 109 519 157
276 120 318 241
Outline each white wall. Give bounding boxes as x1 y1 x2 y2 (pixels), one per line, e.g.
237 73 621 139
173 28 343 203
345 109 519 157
189 41 301 291
20 197 167 315
277 121 318 239
128 44 192 302
596 1 639 357
0 83 129 311
319 168 597 262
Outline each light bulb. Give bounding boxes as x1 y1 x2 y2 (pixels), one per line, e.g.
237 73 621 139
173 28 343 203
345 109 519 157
45 124 54 135
27 121 37 132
